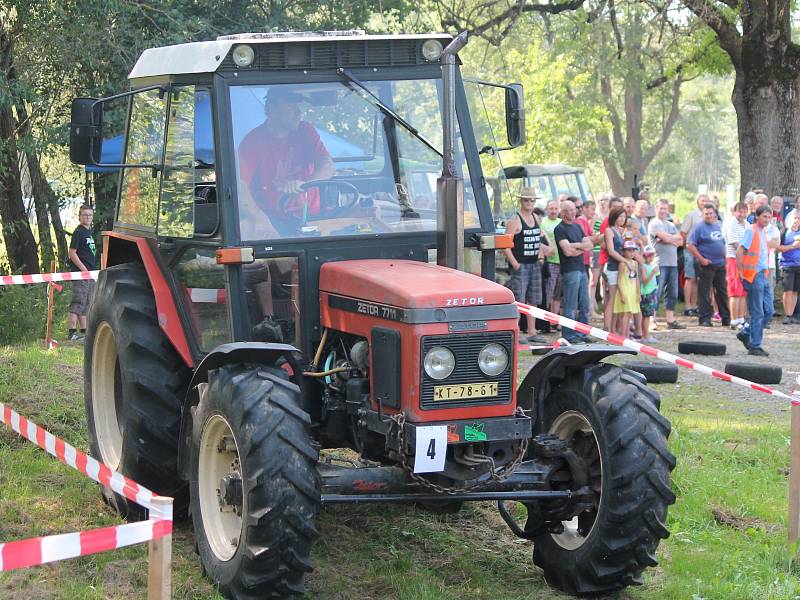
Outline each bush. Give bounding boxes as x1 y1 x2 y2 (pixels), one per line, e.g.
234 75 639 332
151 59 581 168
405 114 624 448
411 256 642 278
0 284 69 345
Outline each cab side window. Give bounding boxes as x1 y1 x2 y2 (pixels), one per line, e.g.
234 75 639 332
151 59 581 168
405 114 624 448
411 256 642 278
160 87 216 237
118 89 167 227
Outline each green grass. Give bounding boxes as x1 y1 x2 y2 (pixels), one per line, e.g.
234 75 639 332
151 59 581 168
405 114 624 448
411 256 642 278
1 342 798 598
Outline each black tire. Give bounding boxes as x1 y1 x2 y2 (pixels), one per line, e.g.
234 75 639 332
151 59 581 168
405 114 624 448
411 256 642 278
84 263 191 520
678 340 726 356
191 364 321 599
724 362 782 385
532 363 676 596
623 361 679 384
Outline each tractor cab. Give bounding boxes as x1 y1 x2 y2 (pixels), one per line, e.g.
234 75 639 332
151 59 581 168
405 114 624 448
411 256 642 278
71 31 523 361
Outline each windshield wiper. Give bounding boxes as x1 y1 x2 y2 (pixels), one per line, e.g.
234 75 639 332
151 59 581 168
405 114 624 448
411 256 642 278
336 68 443 158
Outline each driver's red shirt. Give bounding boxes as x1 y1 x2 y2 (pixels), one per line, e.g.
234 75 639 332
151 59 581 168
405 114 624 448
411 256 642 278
238 121 330 216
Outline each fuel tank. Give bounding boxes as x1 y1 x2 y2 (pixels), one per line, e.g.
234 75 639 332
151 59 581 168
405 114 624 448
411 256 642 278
319 259 520 422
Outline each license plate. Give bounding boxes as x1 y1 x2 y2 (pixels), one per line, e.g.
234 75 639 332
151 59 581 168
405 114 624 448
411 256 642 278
433 382 498 401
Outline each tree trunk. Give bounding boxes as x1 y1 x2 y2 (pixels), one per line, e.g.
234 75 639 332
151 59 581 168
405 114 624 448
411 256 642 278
0 105 39 274
733 67 800 197
0 16 38 273
15 101 67 269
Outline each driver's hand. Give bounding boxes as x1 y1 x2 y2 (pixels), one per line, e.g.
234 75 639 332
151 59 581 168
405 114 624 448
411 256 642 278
278 180 306 194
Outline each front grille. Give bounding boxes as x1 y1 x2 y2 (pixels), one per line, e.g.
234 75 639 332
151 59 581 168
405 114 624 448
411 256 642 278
219 39 425 71
420 331 514 410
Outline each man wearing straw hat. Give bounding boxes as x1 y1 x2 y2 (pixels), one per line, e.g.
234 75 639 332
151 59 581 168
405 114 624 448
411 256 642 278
504 187 552 344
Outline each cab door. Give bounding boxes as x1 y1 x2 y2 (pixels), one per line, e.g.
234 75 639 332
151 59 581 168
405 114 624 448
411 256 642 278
159 86 232 352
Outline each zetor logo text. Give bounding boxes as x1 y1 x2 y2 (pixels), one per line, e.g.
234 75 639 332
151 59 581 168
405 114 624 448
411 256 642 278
445 297 485 306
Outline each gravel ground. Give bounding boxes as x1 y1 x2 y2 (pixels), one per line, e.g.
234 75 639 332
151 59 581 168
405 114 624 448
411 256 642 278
521 310 800 413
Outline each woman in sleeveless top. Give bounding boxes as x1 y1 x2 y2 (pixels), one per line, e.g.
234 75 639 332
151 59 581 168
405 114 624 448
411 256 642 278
603 206 633 334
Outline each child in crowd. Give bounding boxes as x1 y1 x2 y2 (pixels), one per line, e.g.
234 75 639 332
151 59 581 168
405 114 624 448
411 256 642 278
614 240 641 338
639 245 660 343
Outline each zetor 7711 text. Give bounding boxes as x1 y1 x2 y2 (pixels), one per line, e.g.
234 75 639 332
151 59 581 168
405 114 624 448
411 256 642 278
69 30 675 598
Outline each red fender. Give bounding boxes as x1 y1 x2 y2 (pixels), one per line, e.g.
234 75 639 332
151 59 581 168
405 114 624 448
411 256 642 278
102 232 194 368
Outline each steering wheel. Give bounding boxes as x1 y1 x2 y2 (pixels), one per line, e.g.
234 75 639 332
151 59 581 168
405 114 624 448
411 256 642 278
277 180 362 224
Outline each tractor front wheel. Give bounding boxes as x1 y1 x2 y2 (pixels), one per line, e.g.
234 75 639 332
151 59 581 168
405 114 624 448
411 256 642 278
190 364 321 599
532 363 676 595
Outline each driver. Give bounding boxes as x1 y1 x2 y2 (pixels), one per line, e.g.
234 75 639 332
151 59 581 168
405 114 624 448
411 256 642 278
238 87 335 234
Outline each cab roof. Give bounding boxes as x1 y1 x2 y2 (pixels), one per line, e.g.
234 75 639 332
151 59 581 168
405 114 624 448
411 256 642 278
501 164 586 179
128 31 453 81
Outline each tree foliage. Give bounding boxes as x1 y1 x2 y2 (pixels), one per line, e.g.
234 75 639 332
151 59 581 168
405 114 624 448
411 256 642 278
452 0 718 196
0 0 417 274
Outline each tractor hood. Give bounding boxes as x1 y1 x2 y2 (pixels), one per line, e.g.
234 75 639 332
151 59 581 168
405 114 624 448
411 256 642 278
319 259 514 309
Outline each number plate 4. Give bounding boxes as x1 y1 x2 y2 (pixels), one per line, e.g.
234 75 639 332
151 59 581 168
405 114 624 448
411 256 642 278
413 425 448 473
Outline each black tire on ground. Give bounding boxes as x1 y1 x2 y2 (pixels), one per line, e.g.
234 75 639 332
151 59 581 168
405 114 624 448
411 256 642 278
623 361 680 384
191 364 321 599
724 362 783 385
84 263 191 520
532 363 676 596
678 340 727 356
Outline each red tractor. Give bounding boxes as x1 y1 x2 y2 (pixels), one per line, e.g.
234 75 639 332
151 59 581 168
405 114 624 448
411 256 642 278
70 30 674 598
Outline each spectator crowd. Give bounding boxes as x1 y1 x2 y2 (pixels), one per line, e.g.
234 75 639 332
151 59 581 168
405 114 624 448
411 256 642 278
504 188 800 357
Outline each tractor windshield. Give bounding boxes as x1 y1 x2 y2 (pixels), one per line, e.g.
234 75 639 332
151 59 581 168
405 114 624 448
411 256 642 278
230 78 480 241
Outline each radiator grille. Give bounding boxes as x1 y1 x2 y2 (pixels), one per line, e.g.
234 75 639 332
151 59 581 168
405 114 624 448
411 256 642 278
420 331 514 410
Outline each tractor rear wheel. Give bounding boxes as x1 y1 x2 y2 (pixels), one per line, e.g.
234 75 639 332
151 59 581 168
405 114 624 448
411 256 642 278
190 364 321 599
84 263 190 520
532 363 676 595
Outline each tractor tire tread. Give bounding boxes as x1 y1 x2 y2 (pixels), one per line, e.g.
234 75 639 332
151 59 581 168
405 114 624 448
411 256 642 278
532 364 675 596
85 264 190 521
192 365 320 599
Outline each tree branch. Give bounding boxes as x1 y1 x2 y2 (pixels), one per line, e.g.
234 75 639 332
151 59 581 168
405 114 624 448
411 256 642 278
608 0 624 59
681 0 742 66
643 75 683 168
600 73 625 151
440 0 587 43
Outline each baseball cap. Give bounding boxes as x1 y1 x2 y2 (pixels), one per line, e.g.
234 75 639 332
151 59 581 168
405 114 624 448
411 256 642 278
643 245 655 255
623 240 638 250
265 87 306 105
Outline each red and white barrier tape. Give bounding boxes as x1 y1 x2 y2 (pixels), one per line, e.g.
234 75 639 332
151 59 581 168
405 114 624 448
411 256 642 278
0 403 168 515
515 302 798 404
0 518 171 571
187 287 227 304
0 270 99 286
0 402 172 571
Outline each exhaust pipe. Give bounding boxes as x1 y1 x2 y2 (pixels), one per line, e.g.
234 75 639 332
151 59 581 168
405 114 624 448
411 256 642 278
437 31 469 271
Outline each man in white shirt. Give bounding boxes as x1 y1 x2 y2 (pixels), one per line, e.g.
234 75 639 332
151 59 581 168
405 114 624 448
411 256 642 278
722 201 748 327
786 196 800 237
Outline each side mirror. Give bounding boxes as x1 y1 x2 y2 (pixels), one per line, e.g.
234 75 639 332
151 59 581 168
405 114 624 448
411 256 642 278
504 83 526 148
69 98 103 165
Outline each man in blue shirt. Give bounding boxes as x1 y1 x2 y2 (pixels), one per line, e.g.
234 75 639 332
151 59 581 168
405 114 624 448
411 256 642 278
778 212 800 324
687 204 730 327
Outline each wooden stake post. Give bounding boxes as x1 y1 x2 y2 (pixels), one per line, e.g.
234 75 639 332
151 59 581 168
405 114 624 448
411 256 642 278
789 398 800 545
147 496 173 600
44 260 56 348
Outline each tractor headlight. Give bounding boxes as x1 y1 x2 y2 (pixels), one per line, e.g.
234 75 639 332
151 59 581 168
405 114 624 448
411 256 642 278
423 346 455 380
478 343 508 376
421 39 443 62
232 44 255 67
